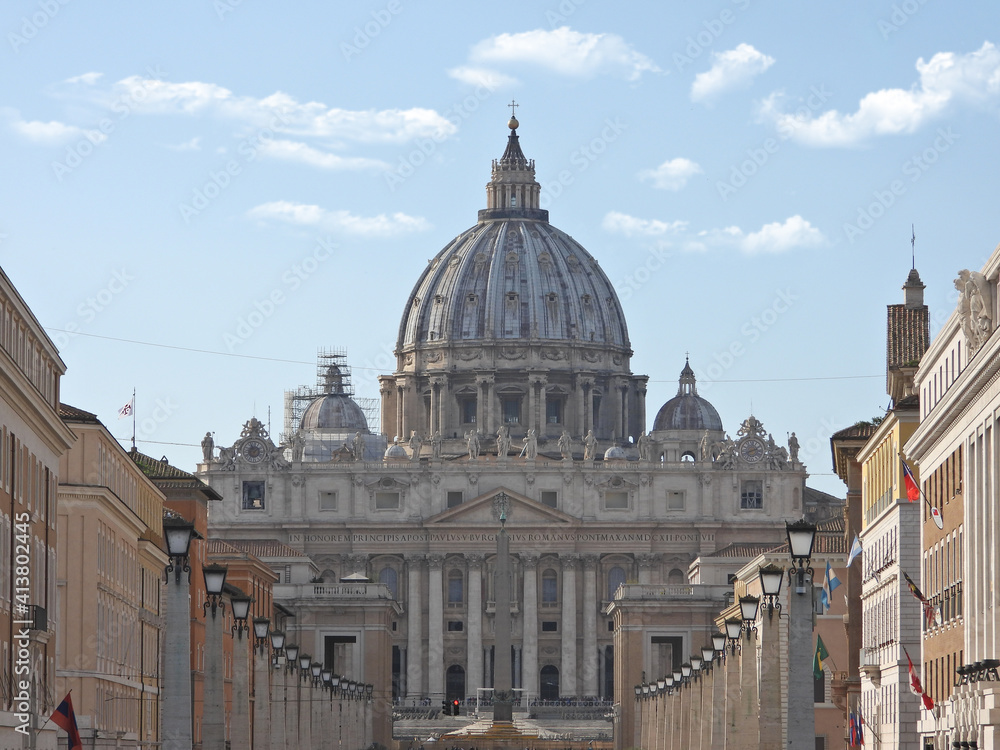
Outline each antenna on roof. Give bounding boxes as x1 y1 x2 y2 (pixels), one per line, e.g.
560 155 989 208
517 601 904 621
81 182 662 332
911 224 916 270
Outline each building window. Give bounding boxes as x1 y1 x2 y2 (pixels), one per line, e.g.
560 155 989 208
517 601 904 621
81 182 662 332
541 569 558 604
814 669 826 703
667 491 684 510
448 570 464 604
319 491 337 511
740 480 763 509
546 397 562 424
242 481 265 510
447 621 464 632
604 491 629 510
375 491 400 510
379 567 398 599
541 621 558 632
447 491 464 508
607 566 626 600
540 491 557 508
461 398 477 424
815 738 825 750
501 396 522 424
668 568 685 585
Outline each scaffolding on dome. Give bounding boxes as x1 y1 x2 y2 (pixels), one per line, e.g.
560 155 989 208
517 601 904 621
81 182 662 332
281 348 378 442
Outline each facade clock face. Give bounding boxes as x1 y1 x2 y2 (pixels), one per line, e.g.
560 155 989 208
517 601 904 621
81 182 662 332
242 439 267 464
739 438 766 463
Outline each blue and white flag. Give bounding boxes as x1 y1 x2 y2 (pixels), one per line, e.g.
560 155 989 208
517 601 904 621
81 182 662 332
847 535 863 567
820 561 841 612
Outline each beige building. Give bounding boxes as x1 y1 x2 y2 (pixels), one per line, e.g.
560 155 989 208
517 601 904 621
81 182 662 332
198 118 840 745
57 405 168 749
0 266 76 749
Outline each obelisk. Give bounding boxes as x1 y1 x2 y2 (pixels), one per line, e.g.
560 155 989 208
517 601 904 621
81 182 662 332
492 492 513 723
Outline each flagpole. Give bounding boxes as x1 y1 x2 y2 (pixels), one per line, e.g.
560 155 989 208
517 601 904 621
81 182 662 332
899 452 942 527
132 388 136 451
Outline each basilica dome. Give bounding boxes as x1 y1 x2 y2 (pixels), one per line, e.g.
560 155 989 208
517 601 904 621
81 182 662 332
299 364 369 432
652 360 723 432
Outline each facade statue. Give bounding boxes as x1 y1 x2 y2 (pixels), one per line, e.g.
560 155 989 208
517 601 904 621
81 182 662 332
956 269 993 355
699 430 711 462
788 432 800 463
352 430 365 462
636 432 653 462
496 425 511 458
270 444 290 471
583 430 597 461
217 445 235 471
557 430 573 459
431 431 443 459
713 435 737 470
290 430 305 462
522 429 538 459
466 429 480 460
409 431 423 460
201 431 215 462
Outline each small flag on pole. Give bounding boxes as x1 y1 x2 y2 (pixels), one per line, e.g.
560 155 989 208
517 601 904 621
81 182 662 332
901 457 920 501
849 708 865 746
847 535 863 567
904 647 935 710
118 397 134 419
50 692 83 750
813 634 829 680
903 571 939 627
820 561 841 612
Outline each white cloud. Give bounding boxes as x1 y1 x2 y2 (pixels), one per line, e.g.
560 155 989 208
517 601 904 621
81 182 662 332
447 66 518 89
691 44 775 102
64 72 103 85
602 211 688 237
248 201 431 237
257 140 390 171
163 136 202 152
764 42 1000 147
638 157 702 190
605 211 825 254
5 110 107 145
98 76 457 143
469 27 661 81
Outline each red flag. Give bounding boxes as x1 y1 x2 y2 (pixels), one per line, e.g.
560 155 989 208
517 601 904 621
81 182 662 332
904 648 935 710
50 692 82 750
901 458 920 502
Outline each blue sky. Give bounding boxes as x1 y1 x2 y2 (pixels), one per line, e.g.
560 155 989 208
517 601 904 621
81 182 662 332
2 1 998 495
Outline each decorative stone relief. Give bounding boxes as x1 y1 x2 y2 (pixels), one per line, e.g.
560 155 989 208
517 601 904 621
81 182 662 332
540 348 566 361
499 347 526 360
956 269 993 356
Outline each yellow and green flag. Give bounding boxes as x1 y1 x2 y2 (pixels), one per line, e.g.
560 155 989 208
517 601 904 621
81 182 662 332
813 635 829 680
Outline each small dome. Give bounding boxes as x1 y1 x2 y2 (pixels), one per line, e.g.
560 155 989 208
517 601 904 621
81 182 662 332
652 360 723 432
300 394 369 432
604 445 627 461
384 438 408 460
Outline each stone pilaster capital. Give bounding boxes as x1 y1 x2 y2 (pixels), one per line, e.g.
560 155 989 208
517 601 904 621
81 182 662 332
430 375 448 387
475 374 495 387
581 554 599 569
519 553 539 570
636 553 659 569
466 553 485 568
426 553 445 569
560 553 580 569
405 553 426 568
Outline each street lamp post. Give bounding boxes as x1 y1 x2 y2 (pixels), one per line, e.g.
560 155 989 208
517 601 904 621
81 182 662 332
162 516 195 750
202 563 228 750
786 520 818 750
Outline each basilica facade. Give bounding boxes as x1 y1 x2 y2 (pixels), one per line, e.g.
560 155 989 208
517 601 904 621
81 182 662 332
198 117 837 708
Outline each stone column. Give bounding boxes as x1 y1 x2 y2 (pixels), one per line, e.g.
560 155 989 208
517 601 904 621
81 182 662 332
710 657 726 750
252 643 270 750
582 555 599 696
297 669 312 750
636 380 647 437
484 646 493 688
467 554 484 697
203 607 225 750
788 578 816 750
737 633 759 750
429 378 438 435
521 555 539 703
689 674 703 750
513 646 522 690
613 379 624 440
231 633 251 750
405 555 424 699
397 383 406 441
637 553 657 585
427 554 445 700
560 554 578 697
724 645 740 750
164 576 193 750
759 612 782 750
269 659 287 750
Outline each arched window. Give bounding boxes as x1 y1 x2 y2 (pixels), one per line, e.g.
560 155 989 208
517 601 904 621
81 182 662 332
540 665 560 701
607 566 626 600
379 567 398 599
446 664 466 702
541 569 558 604
668 568 684 585
448 569 464 604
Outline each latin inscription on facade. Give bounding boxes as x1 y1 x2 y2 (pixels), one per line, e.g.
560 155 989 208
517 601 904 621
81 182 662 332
286 532 714 544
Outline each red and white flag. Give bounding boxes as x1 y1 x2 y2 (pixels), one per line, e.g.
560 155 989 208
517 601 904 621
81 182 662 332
118 397 134 419
901 458 921 502
904 647 935 710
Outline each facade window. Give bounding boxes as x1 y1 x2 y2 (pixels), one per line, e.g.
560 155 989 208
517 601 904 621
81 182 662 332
605 491 629 510
319 491 337 511
375 491 400 510
501 397 522 424
447 621 464 632
540 491 557 508
814 669 826 703
740 480 763 509
448 570 464 604
447 491 464 508
379 567 398 599
541 621 558 632
242 481 265 510
667 491 684 510
461 397 477 424
546 398 562 424
541 569 558 604
668 568 685 585
607 566 626 600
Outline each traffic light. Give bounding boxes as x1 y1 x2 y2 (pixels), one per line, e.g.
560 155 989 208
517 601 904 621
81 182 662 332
452 699 460 716
442 700 450 716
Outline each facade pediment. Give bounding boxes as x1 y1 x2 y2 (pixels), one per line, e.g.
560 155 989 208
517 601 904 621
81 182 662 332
427 487 577 526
